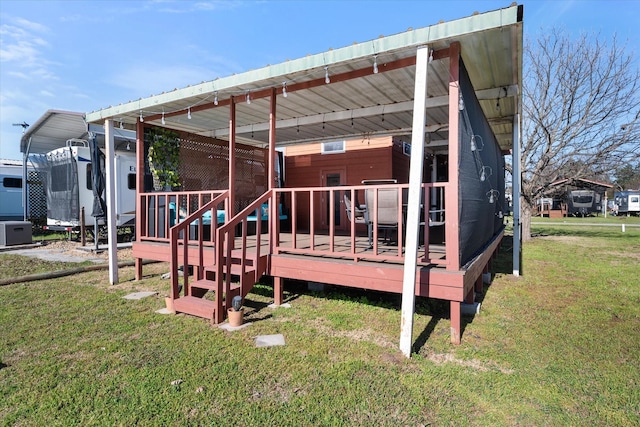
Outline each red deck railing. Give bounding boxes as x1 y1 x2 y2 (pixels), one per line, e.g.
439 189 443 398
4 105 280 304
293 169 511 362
168 191 229 297
273 183 447 264
138 190 227 243
142 184 447 285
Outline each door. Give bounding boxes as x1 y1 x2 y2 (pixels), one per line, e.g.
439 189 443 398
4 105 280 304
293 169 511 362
320 169 347 231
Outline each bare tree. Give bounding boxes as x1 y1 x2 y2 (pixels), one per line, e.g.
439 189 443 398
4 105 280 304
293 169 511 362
520 29 640 239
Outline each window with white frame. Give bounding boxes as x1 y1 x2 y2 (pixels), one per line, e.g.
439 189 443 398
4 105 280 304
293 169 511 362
321 140 345 154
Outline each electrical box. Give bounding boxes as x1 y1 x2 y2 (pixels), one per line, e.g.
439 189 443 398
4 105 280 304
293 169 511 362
0 221 33 246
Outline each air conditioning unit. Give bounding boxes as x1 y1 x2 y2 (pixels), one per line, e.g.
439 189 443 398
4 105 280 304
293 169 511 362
0 221 32 246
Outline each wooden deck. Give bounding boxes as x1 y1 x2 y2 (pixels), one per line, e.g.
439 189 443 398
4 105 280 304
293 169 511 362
132 186 504 345
133 229 501 303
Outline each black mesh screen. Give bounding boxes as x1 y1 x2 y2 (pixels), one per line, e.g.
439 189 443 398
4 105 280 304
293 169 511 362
31 149 79 222
458 60 505 266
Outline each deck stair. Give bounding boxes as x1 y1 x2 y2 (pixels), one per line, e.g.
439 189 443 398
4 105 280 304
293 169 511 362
167 190 273 324
172 250 266 323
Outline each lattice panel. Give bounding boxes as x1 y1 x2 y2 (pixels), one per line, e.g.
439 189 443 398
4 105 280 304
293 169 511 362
144 126 267 213
27 170 47 221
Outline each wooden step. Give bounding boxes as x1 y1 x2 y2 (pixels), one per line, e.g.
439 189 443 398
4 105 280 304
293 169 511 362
173 296 216 320
190 279 240 293
204 264 256 276
222 258 256 269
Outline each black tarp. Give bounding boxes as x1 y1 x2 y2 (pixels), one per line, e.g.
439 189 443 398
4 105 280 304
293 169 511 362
457 60 506 266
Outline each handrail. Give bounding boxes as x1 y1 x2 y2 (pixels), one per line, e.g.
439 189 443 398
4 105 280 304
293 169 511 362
169 191 229 300
215 190 274 315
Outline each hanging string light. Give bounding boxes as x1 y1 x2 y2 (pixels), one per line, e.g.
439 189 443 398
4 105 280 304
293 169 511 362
480 166 492 182
324 66 330 84
282 82 288 98
139 111 144 123
187 107 192 120
214 91 218 105
373 55 378 74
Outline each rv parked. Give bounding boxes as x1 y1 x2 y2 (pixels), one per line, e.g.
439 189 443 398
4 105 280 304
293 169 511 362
0 159 46 223
0 161 24 221
614 191 640 216
567 189 602 216
33 140 136 233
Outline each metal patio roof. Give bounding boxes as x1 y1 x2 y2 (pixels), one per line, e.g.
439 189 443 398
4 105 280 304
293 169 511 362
20 109 136 155
20 110 87 155
85 4 523 153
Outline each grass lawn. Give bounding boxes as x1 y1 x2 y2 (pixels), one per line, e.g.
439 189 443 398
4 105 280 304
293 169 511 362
1 225 638 426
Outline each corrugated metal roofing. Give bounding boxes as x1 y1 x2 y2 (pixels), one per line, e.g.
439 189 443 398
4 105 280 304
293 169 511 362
20 109 137 155
85 4 523 153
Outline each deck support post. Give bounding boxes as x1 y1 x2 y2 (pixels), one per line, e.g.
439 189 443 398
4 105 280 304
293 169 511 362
228 97 236 251
450 301 461 345
465 287 475 304
399 45 430 358
475 272 483 294
273 276 283 306
135 258 143 281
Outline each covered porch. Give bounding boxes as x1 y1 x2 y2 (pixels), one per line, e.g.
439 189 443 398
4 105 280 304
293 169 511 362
86 4 523 350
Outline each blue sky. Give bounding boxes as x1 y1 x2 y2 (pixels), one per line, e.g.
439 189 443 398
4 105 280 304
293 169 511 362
1 0 639 160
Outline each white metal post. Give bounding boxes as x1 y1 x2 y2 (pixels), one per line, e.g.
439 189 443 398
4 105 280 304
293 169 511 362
399 46 430 358
512 113 521 277
105 119 119 284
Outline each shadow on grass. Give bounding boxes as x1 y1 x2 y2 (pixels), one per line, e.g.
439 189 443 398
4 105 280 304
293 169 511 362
251 233 520 350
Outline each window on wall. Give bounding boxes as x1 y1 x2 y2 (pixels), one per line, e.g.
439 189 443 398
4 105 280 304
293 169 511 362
2 177 22 188
321 140 345 154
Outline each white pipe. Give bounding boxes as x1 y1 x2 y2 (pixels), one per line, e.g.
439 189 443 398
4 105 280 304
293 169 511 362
512 113 521 277
105 119 119 284
400 46 429 358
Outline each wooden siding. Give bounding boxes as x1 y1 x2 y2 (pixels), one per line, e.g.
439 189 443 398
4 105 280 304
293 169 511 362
284 135 393 156
285 145 394 230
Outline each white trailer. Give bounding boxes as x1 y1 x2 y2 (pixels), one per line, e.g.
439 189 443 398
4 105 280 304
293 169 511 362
614 191 640 216
0 160 47 222
0 161 25 221
39 140 136 232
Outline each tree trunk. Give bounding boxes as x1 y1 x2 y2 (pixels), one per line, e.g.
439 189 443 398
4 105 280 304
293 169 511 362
521 202 533 241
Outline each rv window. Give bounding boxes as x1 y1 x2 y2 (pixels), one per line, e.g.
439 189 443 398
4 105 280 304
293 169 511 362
572 194 594 204
632 197 639 203
50 165 70 192
2 177 22 188
128 174 135 190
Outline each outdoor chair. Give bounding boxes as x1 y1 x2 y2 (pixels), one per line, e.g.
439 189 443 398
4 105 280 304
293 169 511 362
344 193 372 246
365 187 401 246
343 193 367 223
